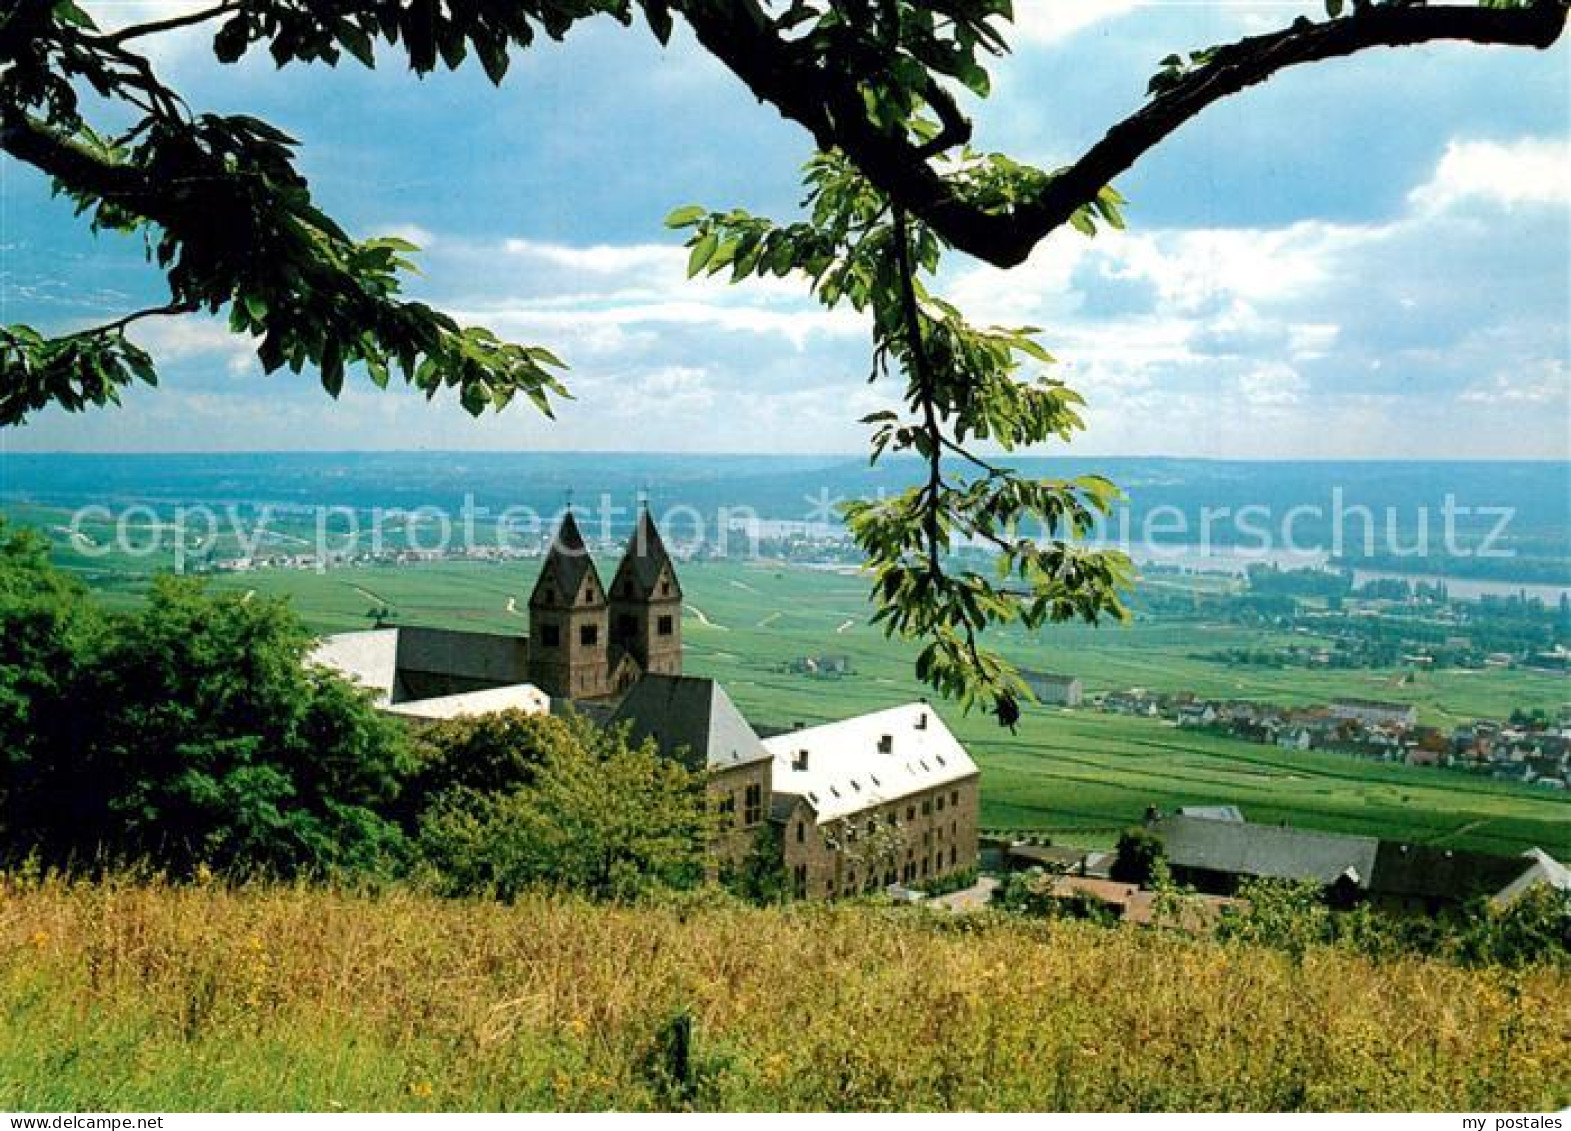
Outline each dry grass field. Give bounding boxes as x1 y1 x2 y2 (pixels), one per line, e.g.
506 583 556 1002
1 875 1567 1112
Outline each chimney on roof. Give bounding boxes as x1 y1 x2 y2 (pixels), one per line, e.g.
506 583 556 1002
915 711 928 731
792 750 809 771
877 734 894 754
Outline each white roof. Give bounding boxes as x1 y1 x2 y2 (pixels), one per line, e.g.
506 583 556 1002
310 628 400 703
763 703 978 823
1493 848 1571 906
382 683 550 721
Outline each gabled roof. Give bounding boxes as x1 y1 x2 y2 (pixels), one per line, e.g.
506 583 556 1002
1153 815 1380 888
611 509 681 601
1368 841 1534 903
530 511 602 606
611 674 769 772
1493 848 1571 906
763 703 979 824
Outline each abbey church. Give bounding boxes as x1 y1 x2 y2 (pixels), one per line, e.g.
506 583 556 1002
311 508 981 900
527 509 683 701
310 508 686 716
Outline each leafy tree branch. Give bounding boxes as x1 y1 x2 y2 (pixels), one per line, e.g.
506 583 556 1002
677 0 1568 267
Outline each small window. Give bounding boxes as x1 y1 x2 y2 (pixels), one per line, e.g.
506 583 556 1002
661 580 672 596
922 799 932 816
658 614 674 636
580 623 599 647
937 795 946 812
951 790 959 807
540 624 561 648
793 864 807 899
744 783 763 826
906 806 915 822
950 846 957 867
796 821 805 844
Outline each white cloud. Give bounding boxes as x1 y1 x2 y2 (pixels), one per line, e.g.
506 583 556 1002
129 316 256 376
1459 359 1569 407
1005 0 1143 45
1409 137 1570 215
1238 364 1306 407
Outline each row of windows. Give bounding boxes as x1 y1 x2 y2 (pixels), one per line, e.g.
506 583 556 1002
824 846 963 899
536 615 674 650
543 576 675 607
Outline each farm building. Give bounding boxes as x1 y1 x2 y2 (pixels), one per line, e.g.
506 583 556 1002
1150 812 1570 912
1330 698 1418 729
1021 670 1083 707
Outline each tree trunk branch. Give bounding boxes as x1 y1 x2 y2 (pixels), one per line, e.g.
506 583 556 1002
680 1 1568 268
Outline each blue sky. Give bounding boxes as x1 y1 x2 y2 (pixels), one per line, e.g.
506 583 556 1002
1 0 1566 457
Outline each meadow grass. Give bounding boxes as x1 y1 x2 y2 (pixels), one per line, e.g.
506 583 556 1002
1 876 1567 1112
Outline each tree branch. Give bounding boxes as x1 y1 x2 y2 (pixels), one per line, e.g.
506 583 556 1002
57 301 198 341
102 2 239 46
1008 2 1570 262
680 1 1568 268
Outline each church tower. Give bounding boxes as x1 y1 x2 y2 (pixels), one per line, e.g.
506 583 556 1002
528 511 609 700
609 507 683 681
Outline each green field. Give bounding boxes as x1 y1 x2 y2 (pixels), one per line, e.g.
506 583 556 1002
28 535 1566 860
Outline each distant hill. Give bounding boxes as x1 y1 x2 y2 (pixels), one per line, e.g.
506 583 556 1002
2 452 1567 568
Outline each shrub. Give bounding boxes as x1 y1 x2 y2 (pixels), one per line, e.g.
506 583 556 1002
397 708 575 827
417 715 711 900
0 537 410 879
1110 826 1164 885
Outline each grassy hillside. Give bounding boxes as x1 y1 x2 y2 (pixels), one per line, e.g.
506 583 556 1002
1 877 1566 1112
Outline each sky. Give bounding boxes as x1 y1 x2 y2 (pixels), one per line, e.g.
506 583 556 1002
1 0 1567 458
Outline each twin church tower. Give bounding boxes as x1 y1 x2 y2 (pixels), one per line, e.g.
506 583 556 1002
526 508 683 701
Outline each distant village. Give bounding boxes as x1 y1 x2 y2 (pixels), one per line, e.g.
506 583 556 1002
1086 681 1571 790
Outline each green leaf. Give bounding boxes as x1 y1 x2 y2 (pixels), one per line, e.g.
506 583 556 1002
686 232 719 277
664 205 705 229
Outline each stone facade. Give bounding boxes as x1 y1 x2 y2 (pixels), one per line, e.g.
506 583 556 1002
779 774 981 900
708 758 774 873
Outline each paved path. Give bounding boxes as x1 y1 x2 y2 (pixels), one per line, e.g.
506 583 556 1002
928 876 999 913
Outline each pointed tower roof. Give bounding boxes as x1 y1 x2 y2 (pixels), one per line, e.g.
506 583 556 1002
531 510 601 605
613 508 681 600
